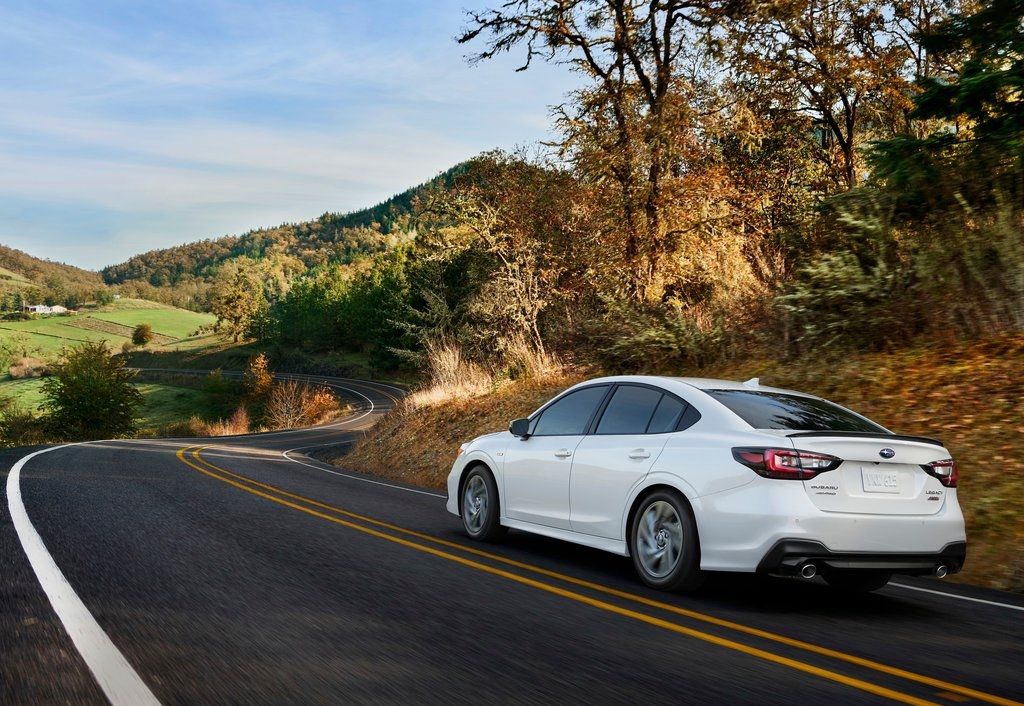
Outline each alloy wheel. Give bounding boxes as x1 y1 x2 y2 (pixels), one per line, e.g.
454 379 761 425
463 475 488 533
636 500 684 578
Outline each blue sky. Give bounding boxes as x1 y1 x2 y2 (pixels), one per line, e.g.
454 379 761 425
0 0 578 269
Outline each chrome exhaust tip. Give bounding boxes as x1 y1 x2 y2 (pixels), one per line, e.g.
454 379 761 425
935 564 949 579
800 563 817 579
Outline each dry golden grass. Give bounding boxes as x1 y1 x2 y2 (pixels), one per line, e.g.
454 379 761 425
342 370 581 490
9 357 50 379
405 339 493 408
342 334 1024 591
169 406 252 437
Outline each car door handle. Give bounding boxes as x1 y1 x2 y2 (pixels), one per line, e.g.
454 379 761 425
554 448 572 458
628 449 651 459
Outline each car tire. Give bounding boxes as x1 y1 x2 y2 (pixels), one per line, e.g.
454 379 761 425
822 569 892 593
460 466 506 542
630 489 703 592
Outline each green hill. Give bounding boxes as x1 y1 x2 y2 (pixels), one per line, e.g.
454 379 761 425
101 163 467 297
0 245 104 307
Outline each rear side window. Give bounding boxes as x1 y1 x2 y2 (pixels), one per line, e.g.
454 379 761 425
705 390 887 433
596 385 663 434
647 395 686 433
532 386 608 436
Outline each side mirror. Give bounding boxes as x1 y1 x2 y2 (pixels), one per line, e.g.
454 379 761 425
509 418 531 438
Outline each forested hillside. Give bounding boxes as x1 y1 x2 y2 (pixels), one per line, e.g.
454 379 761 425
0 245 104 309
101 164 467 309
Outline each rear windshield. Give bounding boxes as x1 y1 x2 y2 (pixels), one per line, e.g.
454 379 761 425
704 390 888 433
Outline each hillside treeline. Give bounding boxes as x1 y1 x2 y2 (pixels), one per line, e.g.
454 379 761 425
0 245 105 310
194 0 1024 374
101 166 469 310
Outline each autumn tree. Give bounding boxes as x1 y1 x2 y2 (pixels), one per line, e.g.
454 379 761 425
460 0 738 300
132 323 154 346
417 153 585 356
243 352 274 402
727 0 955 191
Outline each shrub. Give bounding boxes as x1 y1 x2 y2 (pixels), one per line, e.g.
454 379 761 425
0 397 46 447
41 342 143 440
199 367 243 416
202 407 252 436
591 298 729 372
776 252 905 354
132 323 154 346
9 357 51 379
203 368 231 395
263 381 338 430
822 188 1024 343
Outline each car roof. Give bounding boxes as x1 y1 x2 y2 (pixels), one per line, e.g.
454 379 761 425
669 377 812 396
574 374 812 398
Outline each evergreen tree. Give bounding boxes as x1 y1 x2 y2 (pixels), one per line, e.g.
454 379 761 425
870 0 1024 208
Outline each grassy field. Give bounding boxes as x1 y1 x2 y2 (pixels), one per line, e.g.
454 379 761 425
0 298 215 360
134 383 211 429
0 378 48 410
340 334 1024 592
0 377 218 433
89 307 211 339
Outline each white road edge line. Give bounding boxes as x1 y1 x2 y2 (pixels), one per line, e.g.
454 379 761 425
197 380 443 498
888 582 1024 612
282 450 447 499
6 444 162 706
278 382 446 499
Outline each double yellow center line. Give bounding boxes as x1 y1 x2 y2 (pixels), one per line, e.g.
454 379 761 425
176 445 1020 706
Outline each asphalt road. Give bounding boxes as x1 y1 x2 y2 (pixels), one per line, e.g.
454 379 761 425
3 374 1023 706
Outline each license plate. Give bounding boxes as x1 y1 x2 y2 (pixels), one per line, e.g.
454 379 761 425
861 467 900 494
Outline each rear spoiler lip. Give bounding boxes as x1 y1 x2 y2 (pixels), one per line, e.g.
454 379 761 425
785 431 945 448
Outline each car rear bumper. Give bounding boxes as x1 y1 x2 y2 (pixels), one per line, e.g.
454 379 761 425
693 478 967 572
756 539 967 576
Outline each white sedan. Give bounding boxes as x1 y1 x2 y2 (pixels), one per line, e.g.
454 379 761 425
446 376 966 592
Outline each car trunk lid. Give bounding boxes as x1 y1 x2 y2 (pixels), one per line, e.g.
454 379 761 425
788 433 952 515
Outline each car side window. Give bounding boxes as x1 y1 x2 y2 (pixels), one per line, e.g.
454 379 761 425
675 403 701 431
595 385 663 435
531 386 609 436
646 394 686 433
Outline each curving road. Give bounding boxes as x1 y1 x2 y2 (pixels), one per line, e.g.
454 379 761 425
3 374 1023 706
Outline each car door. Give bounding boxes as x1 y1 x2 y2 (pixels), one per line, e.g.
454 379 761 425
502 385 610 530
570 385 688 539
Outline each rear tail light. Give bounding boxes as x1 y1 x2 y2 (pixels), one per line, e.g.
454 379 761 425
732 447 842 480
922 458 959 487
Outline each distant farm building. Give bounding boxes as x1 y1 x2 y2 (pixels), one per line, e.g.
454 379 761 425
24 304 69 315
